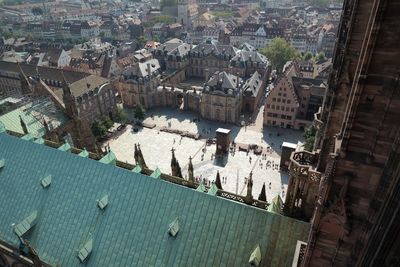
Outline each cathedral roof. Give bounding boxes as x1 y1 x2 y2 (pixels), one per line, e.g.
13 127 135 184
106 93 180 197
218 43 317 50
0 133 310 267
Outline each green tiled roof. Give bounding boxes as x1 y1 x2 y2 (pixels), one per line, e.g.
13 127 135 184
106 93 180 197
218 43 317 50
34 138 45 145
21 133 34 141
99 150 117 165
267 195 283 214
150 167 161 178
0 106 46 138
78 149 89 158
132 165 142 173
0 121 5 133
0 133 310 267
0 102 67 138
58 142 71 152
196 182 206 192
207 183 219 196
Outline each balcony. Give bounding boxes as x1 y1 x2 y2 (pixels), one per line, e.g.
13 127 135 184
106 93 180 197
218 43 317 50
289 150 321 183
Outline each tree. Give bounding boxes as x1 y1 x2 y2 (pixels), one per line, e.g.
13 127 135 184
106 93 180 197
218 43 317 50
258 183 267 202
303 126 316 151
102 116 114 129
114 107 128 124
137 36 147 48
91 120 107 138
304 51 313 61
316 52 326 61
215 171 223 190
259 38 298 74
134 105 145 120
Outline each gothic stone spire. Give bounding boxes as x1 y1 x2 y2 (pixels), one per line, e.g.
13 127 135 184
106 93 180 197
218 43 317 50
188 156 194 182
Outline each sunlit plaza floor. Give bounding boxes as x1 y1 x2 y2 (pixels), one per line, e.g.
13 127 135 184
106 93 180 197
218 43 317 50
106 107 304 202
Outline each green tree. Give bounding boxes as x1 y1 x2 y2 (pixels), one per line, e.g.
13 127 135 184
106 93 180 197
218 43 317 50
114 107 128 124
137 36 147 48
304 51 313 61
316 52 326 61
303 126 316 151
259 38 298 74
102 116 114 129
91 120 107 138
134 105 145 120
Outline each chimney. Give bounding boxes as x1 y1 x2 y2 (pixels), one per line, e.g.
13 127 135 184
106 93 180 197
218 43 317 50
147 63 151 77
205 69 209 81
86 83 90 89
236 73 240 88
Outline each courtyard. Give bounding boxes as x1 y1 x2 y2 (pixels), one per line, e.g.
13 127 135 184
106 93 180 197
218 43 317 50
106 106 304 202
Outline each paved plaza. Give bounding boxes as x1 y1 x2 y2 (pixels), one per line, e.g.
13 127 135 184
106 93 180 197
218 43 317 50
106 107 304 202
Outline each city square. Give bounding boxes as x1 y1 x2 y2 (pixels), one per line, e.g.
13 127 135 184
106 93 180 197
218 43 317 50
106 106 304 201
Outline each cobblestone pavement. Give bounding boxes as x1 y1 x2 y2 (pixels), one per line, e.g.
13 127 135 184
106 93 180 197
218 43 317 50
106 107 304 202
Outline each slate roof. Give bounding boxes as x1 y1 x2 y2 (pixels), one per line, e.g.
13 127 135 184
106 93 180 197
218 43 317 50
68 75 109 97
0 61 90 84
204 71 242 96
122 59 160 79
155 39 184 53
243 71 263 97
0 133 310 267
230 50 269 66
190 40 239 58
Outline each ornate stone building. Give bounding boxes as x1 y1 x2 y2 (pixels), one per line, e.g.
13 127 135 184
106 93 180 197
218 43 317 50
285 0 400 266
117 39 271 124
118 59 161 108
201 71 242 123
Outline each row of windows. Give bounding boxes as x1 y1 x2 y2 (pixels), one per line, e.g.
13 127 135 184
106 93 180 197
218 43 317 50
272 97 290 104
266 112 292 120
266 104 295 112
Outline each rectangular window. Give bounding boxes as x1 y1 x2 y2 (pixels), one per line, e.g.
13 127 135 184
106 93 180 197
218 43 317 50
278 93 282 96
282 99 286 103
291 108 295 112
277 98 281 102
272 120 276 125
287 100 291 104
266 104 270 108
272 98 276 102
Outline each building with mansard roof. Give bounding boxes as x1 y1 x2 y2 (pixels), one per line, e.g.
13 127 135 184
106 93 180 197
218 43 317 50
200 71 243 123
